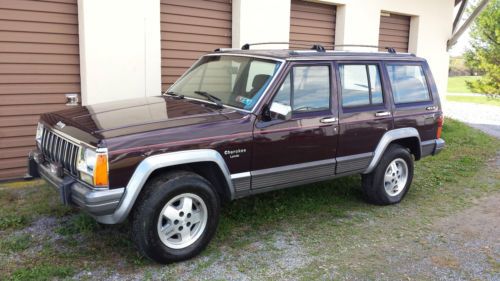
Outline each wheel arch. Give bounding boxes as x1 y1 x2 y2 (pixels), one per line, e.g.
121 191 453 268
363 128 421 174
96 149 234 224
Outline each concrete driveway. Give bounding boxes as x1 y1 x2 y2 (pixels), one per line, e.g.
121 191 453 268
444 99 500 139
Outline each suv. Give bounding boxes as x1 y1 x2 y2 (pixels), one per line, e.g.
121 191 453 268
28 46 444 263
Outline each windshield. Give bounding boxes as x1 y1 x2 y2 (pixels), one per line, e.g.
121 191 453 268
168 55 282 110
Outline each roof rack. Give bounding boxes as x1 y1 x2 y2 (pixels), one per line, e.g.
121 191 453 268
240 42 397 54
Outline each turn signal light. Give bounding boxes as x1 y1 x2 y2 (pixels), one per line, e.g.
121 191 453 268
93 153 109 187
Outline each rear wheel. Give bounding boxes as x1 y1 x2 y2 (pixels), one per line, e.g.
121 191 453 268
131 171 220 263
362 144 414 205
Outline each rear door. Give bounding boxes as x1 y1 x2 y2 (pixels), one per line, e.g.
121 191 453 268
335 61 393 174
384 62 437 142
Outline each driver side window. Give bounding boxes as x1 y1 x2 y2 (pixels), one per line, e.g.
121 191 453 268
271 65 331 116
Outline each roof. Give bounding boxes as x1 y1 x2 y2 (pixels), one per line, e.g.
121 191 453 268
209 48 423 62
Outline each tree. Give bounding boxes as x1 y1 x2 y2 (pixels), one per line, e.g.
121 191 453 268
464 0 499 96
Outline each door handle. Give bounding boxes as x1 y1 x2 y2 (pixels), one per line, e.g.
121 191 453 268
320 117 338 124
426 106 437 111
375 111 391 117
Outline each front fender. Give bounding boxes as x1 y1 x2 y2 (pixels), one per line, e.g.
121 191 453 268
95 149 233 224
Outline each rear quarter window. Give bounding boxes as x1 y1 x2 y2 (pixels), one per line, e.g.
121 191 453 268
386 64 431 104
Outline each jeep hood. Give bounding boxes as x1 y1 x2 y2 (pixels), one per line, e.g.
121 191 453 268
41 96 242 140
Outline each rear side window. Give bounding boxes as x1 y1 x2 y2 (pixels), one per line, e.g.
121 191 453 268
386 64 431 104
339 64 383 107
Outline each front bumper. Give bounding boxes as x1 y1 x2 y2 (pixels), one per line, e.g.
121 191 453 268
28 150 125 220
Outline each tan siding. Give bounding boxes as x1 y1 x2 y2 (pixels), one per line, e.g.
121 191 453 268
378 13 410 52
290 0 336 49
0 0 80 180
160 0 231 89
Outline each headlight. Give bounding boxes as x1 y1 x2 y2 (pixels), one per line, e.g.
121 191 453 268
77 147 109 188
35 123 44 145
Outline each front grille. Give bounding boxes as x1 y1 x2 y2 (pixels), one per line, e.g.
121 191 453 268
40 128 80 176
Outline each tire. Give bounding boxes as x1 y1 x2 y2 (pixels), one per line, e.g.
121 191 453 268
131 171 220 264
362 144 414 205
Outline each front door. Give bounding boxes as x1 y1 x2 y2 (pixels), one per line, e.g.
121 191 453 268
336 62 394 174
252 62 339 191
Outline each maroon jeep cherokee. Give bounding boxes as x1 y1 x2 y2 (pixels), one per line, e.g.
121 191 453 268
28 47 445 263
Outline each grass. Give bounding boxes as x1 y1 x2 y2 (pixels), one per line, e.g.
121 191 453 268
447 76 481 93
447 94 500 106
0 119 499 280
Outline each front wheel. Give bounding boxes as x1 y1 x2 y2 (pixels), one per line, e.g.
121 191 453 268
362 144 414 205
131 171 220 264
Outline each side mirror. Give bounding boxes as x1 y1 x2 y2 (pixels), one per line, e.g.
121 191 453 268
269 102 292 120
262 104 272 122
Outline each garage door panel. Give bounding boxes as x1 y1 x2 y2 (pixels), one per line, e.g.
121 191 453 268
291 33 334 44
161 14 230 29
290 25 336 36
0 64 79 75
0 9 77 24
290 0 335 48
0 136 35 149
162 50 211 60
161 0 231 89
0 146 33 160
161 41 222 52
290 19 335 30
162 0 231 12
0 53 79 65
0 31 78 45
161 23 230 37
291 2 336 16
0 158 27 170
0 0 77 14
380 22 410 32
161 32 230 45
0 74 79 84
381 14 411 24
1 125 37 138
291 11 335 22
0 83 80 94
0 104 68 116
0 167 28 179
0 115 40 127
379 29 410 37
0 42 79 55
0 94 69 105
1 0 80 179
0 19 77 35
161 5 230 21
379 34 409 43
379 13 410 52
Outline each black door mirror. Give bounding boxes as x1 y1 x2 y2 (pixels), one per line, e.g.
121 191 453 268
261 104 272 122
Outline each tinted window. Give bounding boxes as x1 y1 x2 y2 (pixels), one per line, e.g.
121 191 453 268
271 65 331 114
387 64 430 104
339 64 383 107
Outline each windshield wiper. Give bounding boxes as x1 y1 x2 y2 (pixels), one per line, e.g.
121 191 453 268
164 91 184 99
194 91 223 108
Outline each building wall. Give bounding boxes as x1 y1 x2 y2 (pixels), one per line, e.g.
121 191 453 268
77 0 162 105
79 0 455 104
233 0 455 96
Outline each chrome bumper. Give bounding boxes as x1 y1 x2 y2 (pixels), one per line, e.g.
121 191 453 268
28 150 124 221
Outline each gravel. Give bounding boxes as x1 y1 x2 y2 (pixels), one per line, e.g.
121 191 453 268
445 101 500 139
